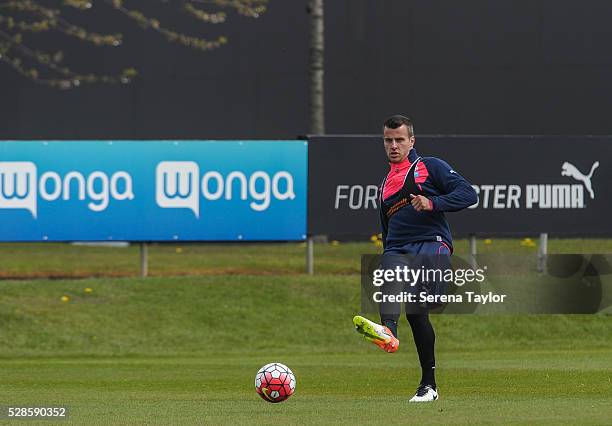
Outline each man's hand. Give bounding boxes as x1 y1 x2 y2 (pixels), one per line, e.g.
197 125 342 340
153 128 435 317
410 194 433 212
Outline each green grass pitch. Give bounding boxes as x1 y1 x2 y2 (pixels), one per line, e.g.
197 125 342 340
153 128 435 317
0 240 611 424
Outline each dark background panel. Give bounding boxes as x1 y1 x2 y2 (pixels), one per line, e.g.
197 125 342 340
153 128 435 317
308 136 612 238
3 1 612 138
325 0 612 135
0 0 309 139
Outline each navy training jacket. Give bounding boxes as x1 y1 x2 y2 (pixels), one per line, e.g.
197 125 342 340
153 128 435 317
379 148 478 253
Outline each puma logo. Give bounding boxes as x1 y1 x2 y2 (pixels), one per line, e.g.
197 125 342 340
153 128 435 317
561 161 599 199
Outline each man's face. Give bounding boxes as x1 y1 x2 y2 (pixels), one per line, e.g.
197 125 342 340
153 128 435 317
383 125 414 163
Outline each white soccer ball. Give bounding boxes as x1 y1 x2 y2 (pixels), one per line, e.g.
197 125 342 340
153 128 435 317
254 362 296 403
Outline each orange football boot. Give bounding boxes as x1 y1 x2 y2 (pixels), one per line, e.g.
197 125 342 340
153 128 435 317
353 315 399 353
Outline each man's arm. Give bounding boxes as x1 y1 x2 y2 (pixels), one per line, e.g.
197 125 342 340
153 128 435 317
378 185 388 249
425 158 478 212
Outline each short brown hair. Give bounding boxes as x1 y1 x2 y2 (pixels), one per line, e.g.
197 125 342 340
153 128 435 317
383 115 414 136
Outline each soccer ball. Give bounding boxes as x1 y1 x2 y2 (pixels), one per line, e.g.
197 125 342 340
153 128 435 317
254 362 296 403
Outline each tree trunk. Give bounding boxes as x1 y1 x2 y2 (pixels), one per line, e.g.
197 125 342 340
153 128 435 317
309 0 325 134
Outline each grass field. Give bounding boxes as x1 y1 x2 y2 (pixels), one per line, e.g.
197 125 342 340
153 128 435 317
2 238 612 278
0 239 611 424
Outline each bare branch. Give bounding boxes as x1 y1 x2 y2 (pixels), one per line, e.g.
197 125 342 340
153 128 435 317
0 0 268 88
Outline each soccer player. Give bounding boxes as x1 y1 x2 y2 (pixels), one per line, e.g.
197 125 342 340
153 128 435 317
354 115 477 402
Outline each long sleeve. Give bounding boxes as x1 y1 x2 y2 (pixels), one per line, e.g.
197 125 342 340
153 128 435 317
378 180 388 249
426 158 478 212
379 205 388 249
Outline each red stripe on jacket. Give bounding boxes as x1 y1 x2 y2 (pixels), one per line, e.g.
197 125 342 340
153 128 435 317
382 159 429 200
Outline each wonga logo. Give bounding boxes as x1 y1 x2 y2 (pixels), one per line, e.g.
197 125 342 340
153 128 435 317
0 162 38 218
155 161 296 217
156 161 200 218
0 161 134 218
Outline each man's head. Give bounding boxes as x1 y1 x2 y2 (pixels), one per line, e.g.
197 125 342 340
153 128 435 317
383 115 415 163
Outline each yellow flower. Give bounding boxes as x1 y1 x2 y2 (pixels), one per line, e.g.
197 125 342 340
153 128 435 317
61 295 70 302
84 287 93 293
484 239 492 245
520 238 536 247
175 247 183 253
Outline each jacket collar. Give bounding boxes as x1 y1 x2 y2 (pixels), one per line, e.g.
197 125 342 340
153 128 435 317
388 148 419 170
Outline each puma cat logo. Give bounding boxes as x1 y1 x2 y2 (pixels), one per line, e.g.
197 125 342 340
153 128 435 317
561 161 599 199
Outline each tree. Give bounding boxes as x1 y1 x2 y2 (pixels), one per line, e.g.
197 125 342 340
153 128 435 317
0 0 268 88
307 0 324 134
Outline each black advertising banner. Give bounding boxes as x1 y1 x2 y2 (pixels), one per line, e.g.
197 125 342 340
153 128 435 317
308 135 612 238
